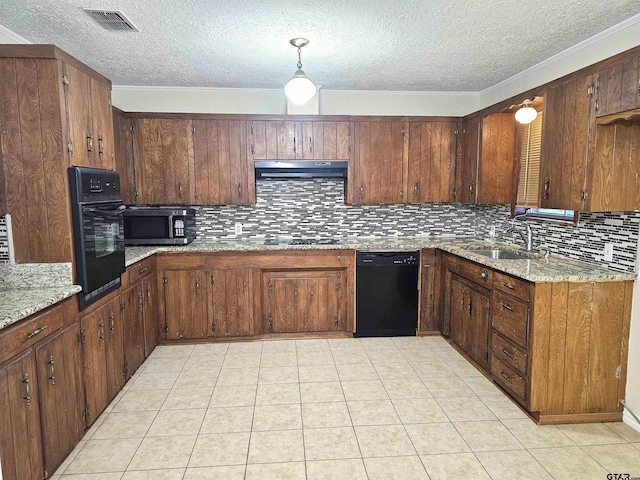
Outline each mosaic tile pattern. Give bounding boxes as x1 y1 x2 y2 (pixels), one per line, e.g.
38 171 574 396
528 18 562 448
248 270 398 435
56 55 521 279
0 215 9 263
194 179 639 273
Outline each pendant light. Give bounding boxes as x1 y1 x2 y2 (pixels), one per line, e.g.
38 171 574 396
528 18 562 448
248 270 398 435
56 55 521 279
515 100 538 125
284 38 317 105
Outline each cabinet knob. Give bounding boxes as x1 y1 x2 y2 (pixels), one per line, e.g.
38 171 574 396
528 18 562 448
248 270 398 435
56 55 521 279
480 270 488 281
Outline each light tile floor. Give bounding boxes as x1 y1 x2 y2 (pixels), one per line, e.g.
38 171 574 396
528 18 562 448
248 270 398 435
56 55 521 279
53 336 640 479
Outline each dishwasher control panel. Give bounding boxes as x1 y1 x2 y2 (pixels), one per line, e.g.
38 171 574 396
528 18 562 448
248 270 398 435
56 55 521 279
356 251 419 267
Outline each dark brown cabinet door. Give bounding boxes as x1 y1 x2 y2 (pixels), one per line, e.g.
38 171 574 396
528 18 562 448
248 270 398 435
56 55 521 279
163 270 210 340
407 122 458 203
448 277 467 350
466 287 491 369
132 118 195 204
419 250 441 332
540 74 595 211
64 63 94 168
596 56 640 117
113 109 136 204
351 121 405 204
142 273 159 357
458 116 480 203
211 268 255 337
122 283 145 379
90 78 115 170
36 323 85 476
0 350 44 480
477 113 516 204
104 297 125 402
300 121 352 160
193 120 254 205
80 306 108 426
263 269 346 333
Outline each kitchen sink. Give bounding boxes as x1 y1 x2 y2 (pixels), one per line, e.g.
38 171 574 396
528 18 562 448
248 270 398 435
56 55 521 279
473 249 537 260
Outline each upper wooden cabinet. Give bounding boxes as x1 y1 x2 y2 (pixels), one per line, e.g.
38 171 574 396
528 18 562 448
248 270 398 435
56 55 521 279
351 121 406 204
595 54 640 117
457 116 481 203
113 108 136 204
193 119 255 205
540 73 596 211
406 122 458 203
0 45 113 262
248 120 351 161
131 118 195 204
477 113 516 205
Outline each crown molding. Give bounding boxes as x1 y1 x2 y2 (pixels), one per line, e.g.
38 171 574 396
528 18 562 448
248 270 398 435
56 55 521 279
480 12 640 96
0 24 31 44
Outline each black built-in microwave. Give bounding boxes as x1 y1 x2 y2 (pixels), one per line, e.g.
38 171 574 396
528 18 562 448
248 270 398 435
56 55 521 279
123 207 196 245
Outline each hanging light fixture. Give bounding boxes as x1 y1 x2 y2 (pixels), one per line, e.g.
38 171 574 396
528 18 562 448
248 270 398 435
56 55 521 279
515 100 538 125
284 38 317 105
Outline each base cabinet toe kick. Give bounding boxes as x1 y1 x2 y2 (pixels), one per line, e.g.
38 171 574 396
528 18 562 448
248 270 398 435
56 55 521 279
440 252 633 424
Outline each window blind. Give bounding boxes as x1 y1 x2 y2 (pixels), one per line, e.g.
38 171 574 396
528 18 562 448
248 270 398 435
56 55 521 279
516 111 543 208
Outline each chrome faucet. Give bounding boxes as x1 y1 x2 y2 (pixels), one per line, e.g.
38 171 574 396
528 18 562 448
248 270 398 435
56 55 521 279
505 217 534 252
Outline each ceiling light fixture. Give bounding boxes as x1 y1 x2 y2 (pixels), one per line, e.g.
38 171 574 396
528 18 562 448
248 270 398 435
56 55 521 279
284 38 317 105
515 100 538 125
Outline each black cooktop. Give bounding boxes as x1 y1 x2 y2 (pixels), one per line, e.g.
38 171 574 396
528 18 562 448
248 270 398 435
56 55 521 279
264 238 340 246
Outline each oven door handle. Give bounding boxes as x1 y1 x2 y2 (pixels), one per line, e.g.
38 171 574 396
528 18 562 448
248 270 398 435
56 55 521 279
82 205 126 216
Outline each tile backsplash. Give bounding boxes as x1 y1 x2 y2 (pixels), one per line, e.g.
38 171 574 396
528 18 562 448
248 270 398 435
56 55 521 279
195 179 640 273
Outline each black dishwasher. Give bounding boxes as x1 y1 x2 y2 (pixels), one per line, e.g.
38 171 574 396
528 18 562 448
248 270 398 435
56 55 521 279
355 251 420 337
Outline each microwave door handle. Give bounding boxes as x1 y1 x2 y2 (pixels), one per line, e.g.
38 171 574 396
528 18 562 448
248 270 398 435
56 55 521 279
168 215 174 238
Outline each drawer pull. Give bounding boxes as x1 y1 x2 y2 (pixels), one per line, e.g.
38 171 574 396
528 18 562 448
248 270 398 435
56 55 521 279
500 371 511 381
501 282 515 290
501 347 513 357
481 269 489 281
139 267 148 275
500 302 513 311
26 325 47 339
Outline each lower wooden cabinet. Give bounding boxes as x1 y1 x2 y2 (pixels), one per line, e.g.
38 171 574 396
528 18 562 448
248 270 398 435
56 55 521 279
419 249 441 332
143 273 159 356
163 269 211 339
211 268 255 337
0 349 44 480
80 296 124 425
36 322 85 476
262 269 346 334
122 283 146 379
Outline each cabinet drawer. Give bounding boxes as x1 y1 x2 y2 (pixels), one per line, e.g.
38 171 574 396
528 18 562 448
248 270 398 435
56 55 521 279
457 258 493 286
128 256 156 285
0 299 72 365
493 271 530 302
491 290 529 348
492 331 528 375
491 355 527 402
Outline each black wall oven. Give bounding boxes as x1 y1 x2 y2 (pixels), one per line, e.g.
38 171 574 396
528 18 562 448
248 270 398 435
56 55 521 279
69 166 126 310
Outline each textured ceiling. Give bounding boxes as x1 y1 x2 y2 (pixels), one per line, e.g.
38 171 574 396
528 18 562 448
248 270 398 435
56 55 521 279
0 0 639 91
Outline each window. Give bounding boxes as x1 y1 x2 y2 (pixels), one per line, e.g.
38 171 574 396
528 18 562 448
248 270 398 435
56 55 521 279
516 111 543 208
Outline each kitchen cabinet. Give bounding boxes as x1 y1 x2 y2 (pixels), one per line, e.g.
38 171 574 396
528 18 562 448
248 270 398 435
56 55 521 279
113 107 136 204
80 296 124 426
0 350 44 480
406 122 458 203
0 45 112 262
441 251 632 424
419 249 441 332
193 119 255 205
162 269 211 339
248 120 351 162
540 73 596 211
595 55 640 117
477 113 516 204
457 115 481 203
36 322 85 476
142 273 159 356
262 269 346 333
351 120 406 204
131 118 195 204
121 283 145 379
211 268 255 337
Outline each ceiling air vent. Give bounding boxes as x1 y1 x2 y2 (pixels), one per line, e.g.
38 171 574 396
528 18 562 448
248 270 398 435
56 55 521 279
83 9 139 31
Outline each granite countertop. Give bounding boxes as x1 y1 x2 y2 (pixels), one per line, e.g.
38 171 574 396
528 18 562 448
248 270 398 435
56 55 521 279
125 237 636 283
0 263 81 331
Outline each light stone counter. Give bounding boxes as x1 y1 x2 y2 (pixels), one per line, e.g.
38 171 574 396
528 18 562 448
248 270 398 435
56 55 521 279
125 237 636 283
0 262 81 331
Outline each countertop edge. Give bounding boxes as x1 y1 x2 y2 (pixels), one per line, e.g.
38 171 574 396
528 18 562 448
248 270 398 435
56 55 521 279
0 285 82 331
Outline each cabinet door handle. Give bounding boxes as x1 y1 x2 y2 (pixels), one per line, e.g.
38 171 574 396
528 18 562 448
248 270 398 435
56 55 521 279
414 182 419 194
501 347 513 358
360 184 365 199
500 302 513 312
147 286 152 306
501 282 515 290
98 135 104 156
22 373 31 405
87 133 93 154
178 183 183 198
500 371 511 382
26 325 47 339
543 178 550 199
243 279 247 292
294 287 298 302
309 136 313 153
109 313 115 334
310 285 314 301
48 355 55 385
293 136 296 154
139 267 148 275
138 293 144 311
98 321 105 340
195 278 200 293
237 183 242 198
467 298 472 316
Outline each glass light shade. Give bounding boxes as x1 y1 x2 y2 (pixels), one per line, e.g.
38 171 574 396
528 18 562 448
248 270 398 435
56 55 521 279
515 106 538 124
284 69 317 104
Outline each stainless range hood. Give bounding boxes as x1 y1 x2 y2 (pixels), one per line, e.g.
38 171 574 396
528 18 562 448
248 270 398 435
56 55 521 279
255 161 348 179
